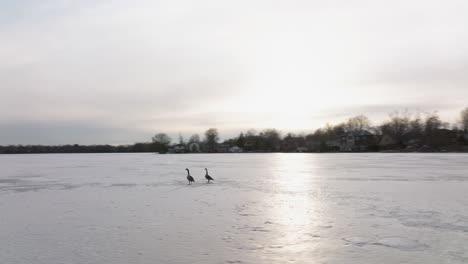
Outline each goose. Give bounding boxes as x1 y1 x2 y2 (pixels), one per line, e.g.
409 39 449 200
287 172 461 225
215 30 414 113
186 168 195 185
205 168 214 183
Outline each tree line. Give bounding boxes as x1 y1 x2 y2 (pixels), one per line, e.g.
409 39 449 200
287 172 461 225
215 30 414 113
1 107 468 154
151 107 468 153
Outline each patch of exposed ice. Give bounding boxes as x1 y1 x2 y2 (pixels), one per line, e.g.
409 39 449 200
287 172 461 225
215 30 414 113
342 236 375 247
447 251 468 262
372 237 428 251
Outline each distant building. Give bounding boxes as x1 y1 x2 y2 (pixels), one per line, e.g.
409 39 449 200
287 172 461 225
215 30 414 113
216 144 230 153
229 146 243 153
168 144 186 153
305 140 321 152
401 131 423 148
243 140 257 152
325 139 340 151
281 135 306 152
296 147 308 152
340 130 377 152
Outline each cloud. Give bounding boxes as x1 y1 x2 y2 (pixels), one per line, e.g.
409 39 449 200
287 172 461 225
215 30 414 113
0 120 147 145
1 0 468 144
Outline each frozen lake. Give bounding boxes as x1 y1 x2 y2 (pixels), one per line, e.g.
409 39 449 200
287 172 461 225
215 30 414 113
1 153 468 264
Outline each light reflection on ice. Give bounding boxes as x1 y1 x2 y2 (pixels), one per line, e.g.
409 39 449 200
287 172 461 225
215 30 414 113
268 154 320 251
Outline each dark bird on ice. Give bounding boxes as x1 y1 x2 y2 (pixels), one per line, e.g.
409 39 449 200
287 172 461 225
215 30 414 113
186 168 195 185
205 168 214 183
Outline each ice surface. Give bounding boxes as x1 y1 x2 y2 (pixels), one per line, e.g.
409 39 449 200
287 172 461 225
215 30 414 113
0 153 468 263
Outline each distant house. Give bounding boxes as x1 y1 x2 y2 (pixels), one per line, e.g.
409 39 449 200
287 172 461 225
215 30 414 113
401 131 423 148
340 130 377 152
296 146 308 152
243 138 258 152
216 144 230 153
325 139 340 151
229 146 243 153
168 144 186 153
243 141 254 152
281 135 306 152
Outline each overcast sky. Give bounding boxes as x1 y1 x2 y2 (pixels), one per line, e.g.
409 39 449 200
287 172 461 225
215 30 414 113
1 0 467 145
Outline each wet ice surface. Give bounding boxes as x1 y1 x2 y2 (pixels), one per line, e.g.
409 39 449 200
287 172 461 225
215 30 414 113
0 153 467 264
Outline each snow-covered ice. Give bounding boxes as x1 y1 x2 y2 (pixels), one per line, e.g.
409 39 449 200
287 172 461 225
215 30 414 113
0 153 467 263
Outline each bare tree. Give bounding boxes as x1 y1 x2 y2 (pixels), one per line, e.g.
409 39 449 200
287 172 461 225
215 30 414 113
236 133 245 148
461 107 468 131
424 112 443 136
245 129 257 137
380 111 411 147
259 129 281 151
409 113 424 137
178 133 185 145
151 133 172 152
188 134 201 144
204 128 219 151
345 115 370 132
152 133 171 145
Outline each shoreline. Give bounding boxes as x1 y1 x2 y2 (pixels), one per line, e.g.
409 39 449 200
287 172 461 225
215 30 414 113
1 151 468 155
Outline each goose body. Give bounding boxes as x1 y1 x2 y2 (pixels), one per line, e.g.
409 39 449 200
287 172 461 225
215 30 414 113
205 168 214 183
186 168 195 185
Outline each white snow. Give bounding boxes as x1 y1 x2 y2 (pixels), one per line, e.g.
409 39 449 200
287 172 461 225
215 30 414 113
0 153 467 263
